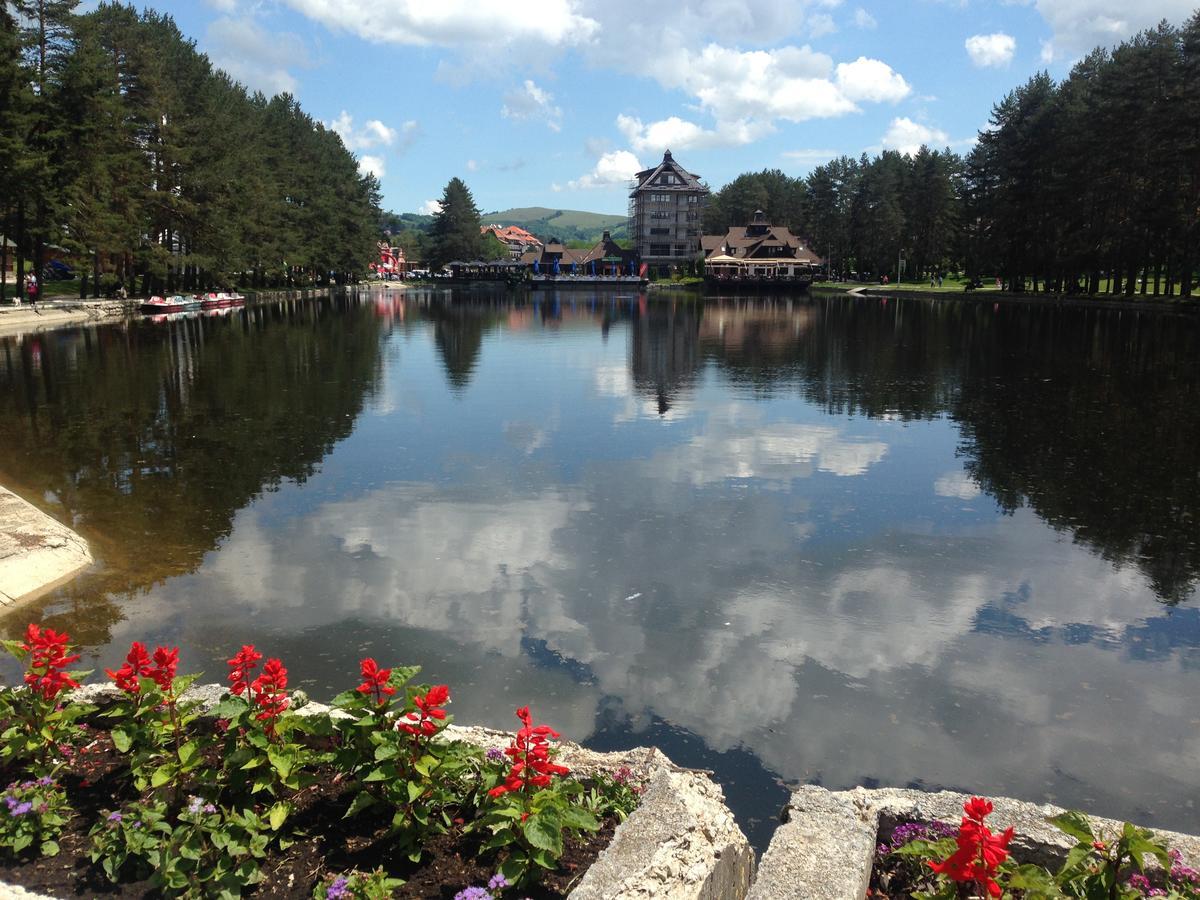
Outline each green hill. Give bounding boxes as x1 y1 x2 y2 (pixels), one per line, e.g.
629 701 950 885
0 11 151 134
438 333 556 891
480 207 628 243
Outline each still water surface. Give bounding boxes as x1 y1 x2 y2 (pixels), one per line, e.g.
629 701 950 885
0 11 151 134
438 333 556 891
2 289 1199 849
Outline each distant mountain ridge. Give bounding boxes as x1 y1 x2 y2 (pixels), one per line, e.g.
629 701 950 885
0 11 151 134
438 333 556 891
480 207 628 243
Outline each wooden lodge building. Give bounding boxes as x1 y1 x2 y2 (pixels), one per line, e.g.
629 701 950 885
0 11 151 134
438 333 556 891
628 150 709 273
700 210 822 289
448 231 643 286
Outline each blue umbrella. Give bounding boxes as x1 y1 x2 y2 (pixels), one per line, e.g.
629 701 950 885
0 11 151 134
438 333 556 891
629 260 635 275
590 260 596 275
533 259 540 274
572 261 577 274
553 258 560 275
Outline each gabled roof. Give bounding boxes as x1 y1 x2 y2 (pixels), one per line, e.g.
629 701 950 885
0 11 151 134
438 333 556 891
581 232 635 264
631 150 707 194
701 221 822 264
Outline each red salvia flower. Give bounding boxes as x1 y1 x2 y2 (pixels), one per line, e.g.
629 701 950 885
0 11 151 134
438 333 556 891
147 646 179 693
105 641 153 695
251 658 289 737
487 705 570 798
928 796 1014 898
227 644 263 697
21 623 81 701
398 684 450 737
356 658 396 706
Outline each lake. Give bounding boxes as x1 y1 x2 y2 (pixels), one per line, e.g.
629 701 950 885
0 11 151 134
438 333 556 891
2 288 1198 850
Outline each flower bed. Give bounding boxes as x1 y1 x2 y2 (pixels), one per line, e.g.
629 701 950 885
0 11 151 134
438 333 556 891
750 786 1200 900
0 625 646 898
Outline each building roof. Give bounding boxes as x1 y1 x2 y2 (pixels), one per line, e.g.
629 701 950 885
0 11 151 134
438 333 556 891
701 217 822 264
631 149 707 194
482 224 544 247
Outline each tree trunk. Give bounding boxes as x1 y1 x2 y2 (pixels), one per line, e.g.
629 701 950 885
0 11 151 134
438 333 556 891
15 200 25 303
93 251 101 299
0 229 7 305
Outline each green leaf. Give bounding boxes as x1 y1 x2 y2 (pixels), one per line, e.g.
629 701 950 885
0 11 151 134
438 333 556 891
1050 811 1095 844
267 746 295 778
407 780 424 803
344 791 376 818
523 810 564 856
111 726 133 753
178 740 200 767
150 764 176 788
40 839 60 857
268 801 291 831
560 805 600 832
208 698 249 719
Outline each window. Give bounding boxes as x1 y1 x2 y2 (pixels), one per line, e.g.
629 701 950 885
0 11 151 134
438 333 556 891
687 195 700 204
647 192 671 202
649 244 671 255
650 227 670 235
649 211 672 220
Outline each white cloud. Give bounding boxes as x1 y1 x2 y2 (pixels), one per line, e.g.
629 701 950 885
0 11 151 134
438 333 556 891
501 80 563 131
204 16 311 95
934 471 982 500
965 32 1017 67
854 7 877 28
880 117 950 155
283 0 599 46
615 114 772 155
358 155 385 178
418 199 443 215
835 56 913 102
1040 39 1056 62
328 112 416 152
566 150 642 190
1030 0 1196 56
466 159 478 172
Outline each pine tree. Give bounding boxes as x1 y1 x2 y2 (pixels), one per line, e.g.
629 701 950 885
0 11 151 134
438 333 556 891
428 178 484 270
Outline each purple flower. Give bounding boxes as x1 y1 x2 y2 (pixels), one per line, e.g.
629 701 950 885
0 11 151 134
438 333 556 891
188 796 204 814
107 811 123 822
485 747 505 763
883 820 958 853
613 766 633 785
203 803 217 814
488 873 509 890
326 876 350 899
453 887 493 900
8 800 33 816
36 776 53 786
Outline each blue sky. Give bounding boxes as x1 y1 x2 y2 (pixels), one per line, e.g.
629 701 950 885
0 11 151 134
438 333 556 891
129 0 1198 215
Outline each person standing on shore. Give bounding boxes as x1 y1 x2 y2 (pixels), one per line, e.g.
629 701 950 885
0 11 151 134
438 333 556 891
25 272 37 306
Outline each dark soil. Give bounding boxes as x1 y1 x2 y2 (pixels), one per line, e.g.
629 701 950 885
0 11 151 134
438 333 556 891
0 723 619 898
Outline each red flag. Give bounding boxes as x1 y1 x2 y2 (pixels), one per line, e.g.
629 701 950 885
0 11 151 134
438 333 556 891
638 262 648 277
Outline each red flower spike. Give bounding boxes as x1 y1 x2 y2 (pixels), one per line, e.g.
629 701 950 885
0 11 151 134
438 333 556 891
356 658 396 705
928 797 1012 898
21 623 82 701
147 646 179 692
251 658 289 737
398 684 450 737
227 645 263 697
487 705 570 799
106 642 153 695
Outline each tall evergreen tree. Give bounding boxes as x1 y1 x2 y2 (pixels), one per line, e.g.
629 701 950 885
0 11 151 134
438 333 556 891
428 178 484 270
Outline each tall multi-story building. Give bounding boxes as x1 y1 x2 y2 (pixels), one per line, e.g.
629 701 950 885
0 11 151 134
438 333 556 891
628 150 709 273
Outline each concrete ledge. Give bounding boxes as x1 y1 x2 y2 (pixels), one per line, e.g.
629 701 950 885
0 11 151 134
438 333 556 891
0 486 92 612
3 685 754 900
750 786 1200 899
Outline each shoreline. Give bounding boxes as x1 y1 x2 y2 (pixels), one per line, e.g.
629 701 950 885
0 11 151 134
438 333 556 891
0 287 337 340
813 283 1200 315
0 485 93 613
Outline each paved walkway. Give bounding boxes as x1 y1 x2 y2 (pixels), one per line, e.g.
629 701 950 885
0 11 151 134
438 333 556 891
0 298 131 338
0 486 92 611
